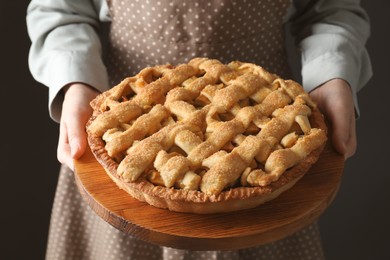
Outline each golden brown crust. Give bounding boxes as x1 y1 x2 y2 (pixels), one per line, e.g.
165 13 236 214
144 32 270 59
87 111 325 213
86 58 328 214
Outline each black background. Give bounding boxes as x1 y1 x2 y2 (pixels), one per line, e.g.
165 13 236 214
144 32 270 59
1 1 389 259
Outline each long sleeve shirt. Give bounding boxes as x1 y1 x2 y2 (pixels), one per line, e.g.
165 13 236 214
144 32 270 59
26 0 372 122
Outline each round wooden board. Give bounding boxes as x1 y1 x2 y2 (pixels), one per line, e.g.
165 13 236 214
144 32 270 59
74 142 344 251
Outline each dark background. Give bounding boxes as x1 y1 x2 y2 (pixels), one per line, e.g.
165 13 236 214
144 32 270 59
1 1 389 259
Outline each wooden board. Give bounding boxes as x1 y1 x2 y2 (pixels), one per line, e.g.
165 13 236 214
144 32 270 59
74 142 344 251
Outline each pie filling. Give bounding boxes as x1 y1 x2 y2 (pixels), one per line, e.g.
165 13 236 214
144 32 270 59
86 58 327 212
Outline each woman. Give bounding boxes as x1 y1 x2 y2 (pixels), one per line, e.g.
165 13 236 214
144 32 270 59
26 0 372 259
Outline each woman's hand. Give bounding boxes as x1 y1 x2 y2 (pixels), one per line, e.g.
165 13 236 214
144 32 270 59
57 83 100 170
309 78 357 159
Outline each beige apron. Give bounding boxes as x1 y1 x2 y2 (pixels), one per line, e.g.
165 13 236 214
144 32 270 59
45 1 325 259
106 0 292 85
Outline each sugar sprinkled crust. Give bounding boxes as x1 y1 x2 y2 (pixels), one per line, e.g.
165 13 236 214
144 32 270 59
86 58 327 213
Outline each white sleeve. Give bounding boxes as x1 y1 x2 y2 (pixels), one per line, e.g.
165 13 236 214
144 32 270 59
26 0 111 122
290 0 373 115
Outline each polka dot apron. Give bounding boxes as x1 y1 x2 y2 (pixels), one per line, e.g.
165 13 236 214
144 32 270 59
45 1 326 259
105 0 293 86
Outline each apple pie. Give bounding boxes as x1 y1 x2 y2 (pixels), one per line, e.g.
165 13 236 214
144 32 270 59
86 58 327 214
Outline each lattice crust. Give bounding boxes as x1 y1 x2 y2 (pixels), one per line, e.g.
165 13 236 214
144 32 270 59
87 58 327 202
